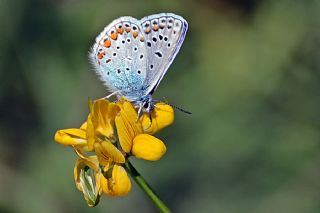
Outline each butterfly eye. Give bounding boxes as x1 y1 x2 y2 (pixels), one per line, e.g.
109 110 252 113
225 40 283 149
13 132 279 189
143 102 149 108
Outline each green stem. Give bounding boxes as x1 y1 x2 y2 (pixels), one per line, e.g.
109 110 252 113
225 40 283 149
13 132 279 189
124 160 171 213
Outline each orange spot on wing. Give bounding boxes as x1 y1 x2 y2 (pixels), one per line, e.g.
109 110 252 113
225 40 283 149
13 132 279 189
133 31 138 38
104 39 111 48
117 27 124 34
110 32 118 40
97 51 105 59
153 25 159 31
140 37 145 42
144 28 151 34
125 27 131 33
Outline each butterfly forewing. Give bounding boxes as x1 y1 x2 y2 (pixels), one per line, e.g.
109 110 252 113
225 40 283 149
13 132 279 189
90 17 147 99
139 13 188 95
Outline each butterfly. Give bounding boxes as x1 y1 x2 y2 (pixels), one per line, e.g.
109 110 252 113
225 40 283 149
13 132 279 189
89 13 188 116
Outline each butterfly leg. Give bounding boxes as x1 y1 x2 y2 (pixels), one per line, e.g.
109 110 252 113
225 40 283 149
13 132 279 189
149 112 152 124
136 102 144 122
103 91 120 99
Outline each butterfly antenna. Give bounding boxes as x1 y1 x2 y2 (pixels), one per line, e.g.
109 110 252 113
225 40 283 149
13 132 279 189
152 98 192 115
170 104 192 114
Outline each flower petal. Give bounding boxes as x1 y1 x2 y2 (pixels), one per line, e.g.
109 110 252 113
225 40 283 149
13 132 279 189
99 173 110 195
140 103 174 135
111 165 131 196
132 134 167 161
101 165 131 196
94 141 125 165
115 101 143 153
80 121 87 130
86 114 95 150
92 99 120 138
54 128 87 146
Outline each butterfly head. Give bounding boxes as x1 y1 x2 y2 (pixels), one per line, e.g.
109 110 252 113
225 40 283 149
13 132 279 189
135 94 154 120
141 94 154 113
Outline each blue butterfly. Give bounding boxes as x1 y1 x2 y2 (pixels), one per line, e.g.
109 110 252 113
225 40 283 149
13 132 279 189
90 13 188 116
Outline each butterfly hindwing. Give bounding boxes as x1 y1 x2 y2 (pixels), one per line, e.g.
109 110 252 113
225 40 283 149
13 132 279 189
90 17 147 98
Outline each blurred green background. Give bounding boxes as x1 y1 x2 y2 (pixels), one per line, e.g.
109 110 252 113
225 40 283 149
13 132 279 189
1 0 320 212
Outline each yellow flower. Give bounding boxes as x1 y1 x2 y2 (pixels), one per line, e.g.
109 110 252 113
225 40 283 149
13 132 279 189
115 101 174 161
55 99 131 201
100 164 131 196
54 98 174 206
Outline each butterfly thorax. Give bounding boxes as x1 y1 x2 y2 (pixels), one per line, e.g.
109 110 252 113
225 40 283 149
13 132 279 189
131 93 154 115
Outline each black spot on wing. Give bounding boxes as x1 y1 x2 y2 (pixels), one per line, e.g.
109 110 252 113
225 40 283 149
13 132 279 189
155 51 162 57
